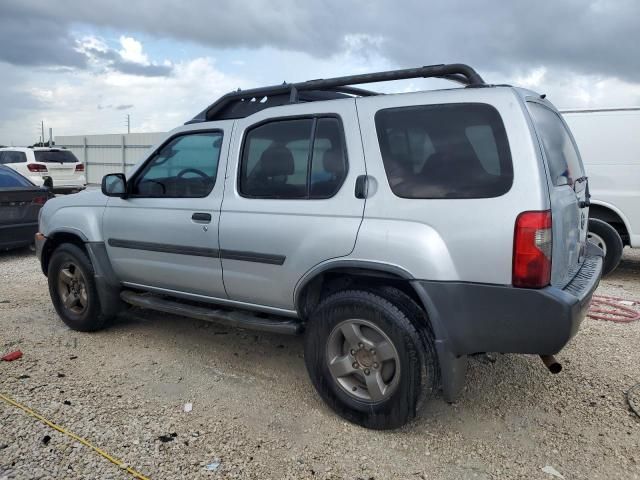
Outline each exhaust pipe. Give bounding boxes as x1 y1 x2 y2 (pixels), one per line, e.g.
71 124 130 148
540 355 562 374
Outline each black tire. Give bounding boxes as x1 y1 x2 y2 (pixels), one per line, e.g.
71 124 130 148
588 218 623 276
304 289 437 430
48 243 112 332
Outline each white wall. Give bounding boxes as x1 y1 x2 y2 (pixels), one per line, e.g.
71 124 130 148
55 132 167 184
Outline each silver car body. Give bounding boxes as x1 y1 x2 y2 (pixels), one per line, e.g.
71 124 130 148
38 83 602 401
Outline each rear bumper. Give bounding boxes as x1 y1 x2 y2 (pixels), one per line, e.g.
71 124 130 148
0 223 38 249
415 247 603 356
27 175 86 192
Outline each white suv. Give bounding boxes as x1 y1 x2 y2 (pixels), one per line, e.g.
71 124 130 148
0 147 86 193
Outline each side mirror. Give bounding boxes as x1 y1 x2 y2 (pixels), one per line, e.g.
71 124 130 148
102 173 127 197
42 176 53 190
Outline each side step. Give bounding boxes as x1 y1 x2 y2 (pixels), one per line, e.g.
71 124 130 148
120 290 302 335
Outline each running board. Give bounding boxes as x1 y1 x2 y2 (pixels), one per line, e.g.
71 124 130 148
120 290 302 335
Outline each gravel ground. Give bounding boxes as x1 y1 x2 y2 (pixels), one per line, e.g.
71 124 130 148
1 248 639 480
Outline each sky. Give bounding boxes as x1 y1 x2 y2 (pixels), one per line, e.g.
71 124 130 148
0 0 639 146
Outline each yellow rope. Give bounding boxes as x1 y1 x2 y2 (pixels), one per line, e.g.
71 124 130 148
0 392 151 480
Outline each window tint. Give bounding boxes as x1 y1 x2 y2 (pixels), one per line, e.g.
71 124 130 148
528 102 584 186
240 117 347 199
34 150 78 163
132 132 222 197
0 151 27 164
0 167 32 187
375 103 513 199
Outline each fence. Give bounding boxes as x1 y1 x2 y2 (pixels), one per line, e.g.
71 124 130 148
55 132 167 184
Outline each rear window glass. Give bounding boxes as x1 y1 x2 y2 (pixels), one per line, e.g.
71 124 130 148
0 151 27 164
528 102 584 186
375 103 513 199
34 150 79 163
0 167 32 187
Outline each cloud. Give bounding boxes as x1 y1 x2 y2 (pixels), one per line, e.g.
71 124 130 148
2 0 639 83
0 55 246 144
1 0 640 146
0 4 86 68
77 35 173 77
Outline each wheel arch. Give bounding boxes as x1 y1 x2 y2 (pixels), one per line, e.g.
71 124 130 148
589 201 631 245
295 260 465 401
41 230 89 276
294 260 447 338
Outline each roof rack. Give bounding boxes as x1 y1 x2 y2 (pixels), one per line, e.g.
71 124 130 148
187 63 485 123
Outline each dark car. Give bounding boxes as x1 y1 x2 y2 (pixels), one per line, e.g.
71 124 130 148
0 165 52 250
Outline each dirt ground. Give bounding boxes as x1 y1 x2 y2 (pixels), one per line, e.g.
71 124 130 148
1 248 639 480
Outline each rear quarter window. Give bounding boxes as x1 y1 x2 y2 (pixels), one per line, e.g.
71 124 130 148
0 151 27 164
527 102 584 186
375 103 513 199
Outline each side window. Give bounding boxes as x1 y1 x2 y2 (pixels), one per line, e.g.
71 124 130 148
310 118 347 198
240 117 347 199
528 102 584 186
132 132 222 198
375 103 513 199
1 151 27 164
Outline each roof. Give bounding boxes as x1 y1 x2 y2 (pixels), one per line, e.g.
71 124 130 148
0 146 67 151
187 63 488 124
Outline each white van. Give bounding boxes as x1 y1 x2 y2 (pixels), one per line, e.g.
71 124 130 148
0 147 87 194
562 107 640 274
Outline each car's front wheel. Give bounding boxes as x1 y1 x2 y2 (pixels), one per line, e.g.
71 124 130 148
48 243 112 331
304 289 437 429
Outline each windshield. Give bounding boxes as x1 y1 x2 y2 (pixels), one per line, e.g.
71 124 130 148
34 150 79 163
528 102 584 186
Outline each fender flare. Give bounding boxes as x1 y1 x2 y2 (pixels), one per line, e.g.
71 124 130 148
294 258 466 401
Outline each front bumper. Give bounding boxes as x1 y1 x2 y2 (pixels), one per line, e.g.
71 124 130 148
416 246 603 356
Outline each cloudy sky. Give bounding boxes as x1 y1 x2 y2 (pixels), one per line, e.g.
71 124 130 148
0 0 638 145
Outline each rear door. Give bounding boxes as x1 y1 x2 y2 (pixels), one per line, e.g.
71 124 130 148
219 99 366 311
528 101 588 287
33 150 79 184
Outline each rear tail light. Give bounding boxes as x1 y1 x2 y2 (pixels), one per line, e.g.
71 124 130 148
27 163 48 173
513 210 552 288
31 196 48 205
75 163 85 172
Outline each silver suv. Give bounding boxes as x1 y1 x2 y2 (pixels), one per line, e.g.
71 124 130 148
36 64 603 429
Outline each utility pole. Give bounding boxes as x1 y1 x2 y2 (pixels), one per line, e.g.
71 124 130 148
126 114 130 134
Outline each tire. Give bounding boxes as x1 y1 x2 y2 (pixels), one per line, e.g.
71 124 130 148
588 218 623 276
48 243 112 332
304 289 437 430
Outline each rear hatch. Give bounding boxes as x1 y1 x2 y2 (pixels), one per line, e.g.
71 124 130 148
34 149 81 183
527 101 589 288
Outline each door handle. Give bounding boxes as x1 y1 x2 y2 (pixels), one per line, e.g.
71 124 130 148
355 175 368 199
192 212 212 223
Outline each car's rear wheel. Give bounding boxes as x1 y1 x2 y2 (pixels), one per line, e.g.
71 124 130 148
304 289 436 429
48 243 113 331
588 218 623 276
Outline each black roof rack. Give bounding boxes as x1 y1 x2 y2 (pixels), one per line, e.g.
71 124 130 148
187 63 485 124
